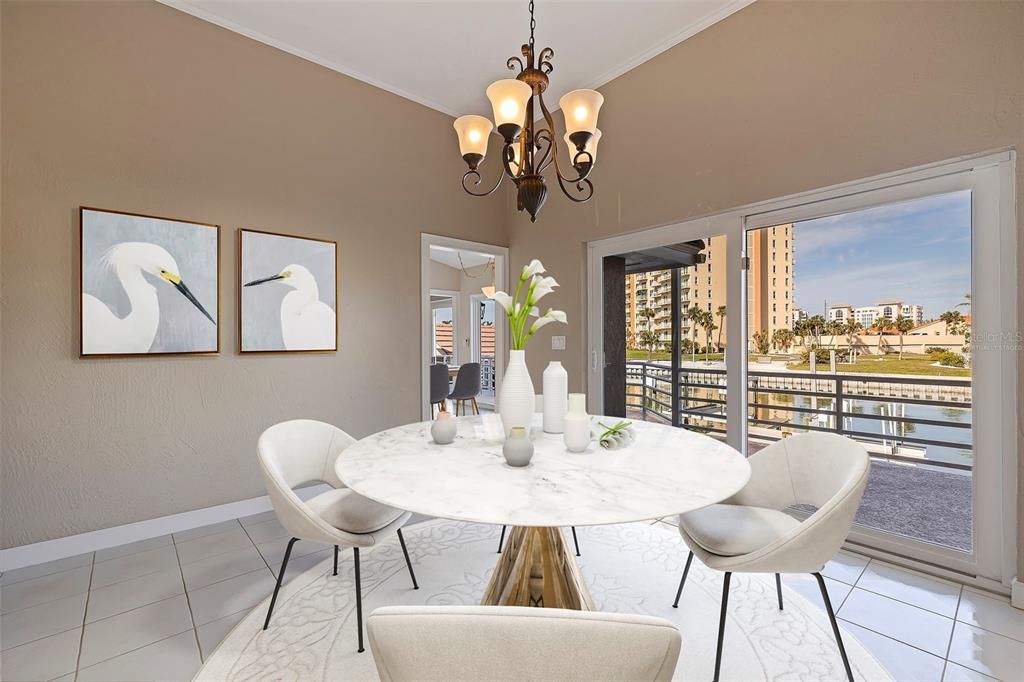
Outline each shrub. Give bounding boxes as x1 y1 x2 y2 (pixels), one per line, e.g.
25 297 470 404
798 347 832 366
938 351 966 368
924 346 946 355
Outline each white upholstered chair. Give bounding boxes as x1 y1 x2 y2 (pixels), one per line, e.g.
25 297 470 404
367 605 682 682
672 432 869 682
257 419 419 652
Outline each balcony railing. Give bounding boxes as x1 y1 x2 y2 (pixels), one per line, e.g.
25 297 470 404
625 360 972 472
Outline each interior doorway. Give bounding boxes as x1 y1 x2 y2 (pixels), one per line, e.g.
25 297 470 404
421 234 508 420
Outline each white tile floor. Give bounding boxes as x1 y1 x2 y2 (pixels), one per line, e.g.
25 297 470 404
2 515 1022 681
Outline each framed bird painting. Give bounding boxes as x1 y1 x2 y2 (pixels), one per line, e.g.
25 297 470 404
79 207 220 357
238 228 338 353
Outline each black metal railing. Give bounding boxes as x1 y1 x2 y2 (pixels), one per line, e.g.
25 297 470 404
625 360 972 471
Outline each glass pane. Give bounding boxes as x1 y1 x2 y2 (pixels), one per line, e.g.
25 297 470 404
745 192 973 552
623 233 728 441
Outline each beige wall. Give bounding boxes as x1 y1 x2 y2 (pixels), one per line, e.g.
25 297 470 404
0 1 507 548
508 2 1022 568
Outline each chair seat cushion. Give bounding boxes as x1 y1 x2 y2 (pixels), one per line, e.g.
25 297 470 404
306 488 403 535
680 504 800 557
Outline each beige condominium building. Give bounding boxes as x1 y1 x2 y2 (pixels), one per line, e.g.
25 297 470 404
626 226 794 352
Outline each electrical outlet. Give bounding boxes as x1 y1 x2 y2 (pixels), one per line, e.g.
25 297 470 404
551 335 566 351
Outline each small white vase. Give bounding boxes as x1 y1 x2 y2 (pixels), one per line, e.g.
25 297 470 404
498 349 535 438
563 393 591 453
502 426 534 467
430 411 457 445
542 361 568 434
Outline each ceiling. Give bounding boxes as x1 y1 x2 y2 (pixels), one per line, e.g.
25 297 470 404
161 0 752 118
430 245 493 269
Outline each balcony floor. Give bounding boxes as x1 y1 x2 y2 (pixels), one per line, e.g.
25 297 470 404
625 408 972 553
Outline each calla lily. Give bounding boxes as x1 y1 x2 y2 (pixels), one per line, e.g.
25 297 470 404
527 275 559 305
521 259 546 280
501 260 568 349
490 290 514 314
546 309 568 323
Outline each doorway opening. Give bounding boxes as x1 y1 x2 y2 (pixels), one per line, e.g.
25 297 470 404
421 235 508 420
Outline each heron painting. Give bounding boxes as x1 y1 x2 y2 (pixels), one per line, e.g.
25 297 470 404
80 207 220 357
239 228 338 353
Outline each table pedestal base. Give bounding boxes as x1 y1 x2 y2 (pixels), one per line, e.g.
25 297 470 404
481 527 594 610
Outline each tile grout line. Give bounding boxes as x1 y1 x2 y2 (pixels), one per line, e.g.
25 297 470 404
170 525 204 667
836 615 950 661
72 552 96 682
939 587 964 681
238 519 278 577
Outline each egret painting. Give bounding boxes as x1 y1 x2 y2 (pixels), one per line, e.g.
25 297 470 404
239 229 337 353
80 207 219 357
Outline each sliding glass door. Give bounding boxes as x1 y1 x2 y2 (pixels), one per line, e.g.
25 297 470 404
588 152 1016 584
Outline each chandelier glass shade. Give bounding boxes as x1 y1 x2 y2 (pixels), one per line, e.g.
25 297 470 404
453 1 604 222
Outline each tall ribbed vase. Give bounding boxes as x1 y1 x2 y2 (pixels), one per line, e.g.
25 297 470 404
498 349 535 438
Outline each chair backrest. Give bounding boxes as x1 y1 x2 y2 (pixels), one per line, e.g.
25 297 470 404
724 432 870 572
450 362 481 398
429 363 450 403
367 606 681 682
256 419 355 543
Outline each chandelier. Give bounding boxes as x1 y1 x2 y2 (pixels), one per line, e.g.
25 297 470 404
453 0 604 223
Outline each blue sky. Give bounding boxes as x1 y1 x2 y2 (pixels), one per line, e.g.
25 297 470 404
791 191 971 319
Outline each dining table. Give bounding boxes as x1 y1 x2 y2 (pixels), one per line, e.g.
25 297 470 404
336 413 750 610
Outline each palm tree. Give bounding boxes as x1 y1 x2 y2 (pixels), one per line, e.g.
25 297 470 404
955 293 971 310
844 319 862 362
700 310 717 362
939 310 965 335
637 329 660 361
894 315 915 359
807 315 827 348
873 315 892 334
752 329 770 355
715 305 727 351
771 328 792 353
686 306 703 365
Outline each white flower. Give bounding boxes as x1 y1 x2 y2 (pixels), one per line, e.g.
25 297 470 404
490 291 514 314
546 309 568 324
528 307 540 317
527 275 559 304
521 259 546 280
526 308 568 336
528 316 557 334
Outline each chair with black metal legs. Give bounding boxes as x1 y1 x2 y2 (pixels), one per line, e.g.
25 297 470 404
257 419 420 653
669 432 869 682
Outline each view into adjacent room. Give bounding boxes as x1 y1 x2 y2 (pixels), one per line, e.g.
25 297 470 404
426 245 499 413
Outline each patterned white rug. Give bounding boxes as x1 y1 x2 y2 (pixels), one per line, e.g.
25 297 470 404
196 519 891 681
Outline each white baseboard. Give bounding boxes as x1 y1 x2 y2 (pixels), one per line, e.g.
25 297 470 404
0 484 330 572
1011 578 1024 609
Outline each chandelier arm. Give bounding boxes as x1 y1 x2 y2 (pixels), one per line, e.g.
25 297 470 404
537 95 595 203
461 167 505 197
538 47 555 74
506 56 525 73
532 127 555 174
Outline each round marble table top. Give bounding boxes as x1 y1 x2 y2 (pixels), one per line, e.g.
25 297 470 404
336 414 750 528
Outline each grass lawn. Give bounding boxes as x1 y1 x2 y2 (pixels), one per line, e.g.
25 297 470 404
786 353 970 378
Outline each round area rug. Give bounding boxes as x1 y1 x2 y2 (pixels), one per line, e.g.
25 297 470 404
196 519 891 681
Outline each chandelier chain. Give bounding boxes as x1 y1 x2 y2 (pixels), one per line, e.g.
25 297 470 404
528 0 535 48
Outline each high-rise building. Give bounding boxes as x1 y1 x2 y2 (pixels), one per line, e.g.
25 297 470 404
625 227 794 352
746 224 795 346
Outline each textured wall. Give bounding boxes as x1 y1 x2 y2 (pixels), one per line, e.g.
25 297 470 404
0 1 507 547
507 2 1023 567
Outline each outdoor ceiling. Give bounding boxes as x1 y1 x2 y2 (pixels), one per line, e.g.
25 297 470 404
160 0 753 117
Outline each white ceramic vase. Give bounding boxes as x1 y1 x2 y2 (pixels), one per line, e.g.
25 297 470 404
430 411 457 444
563 393 591 453
542 361 568 434
498 349 535 438
502 426 534 467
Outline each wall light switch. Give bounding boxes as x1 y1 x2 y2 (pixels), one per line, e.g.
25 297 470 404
551 335 566 351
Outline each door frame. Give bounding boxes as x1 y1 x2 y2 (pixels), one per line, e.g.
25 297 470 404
421 234 509 421
585 149 1017 588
